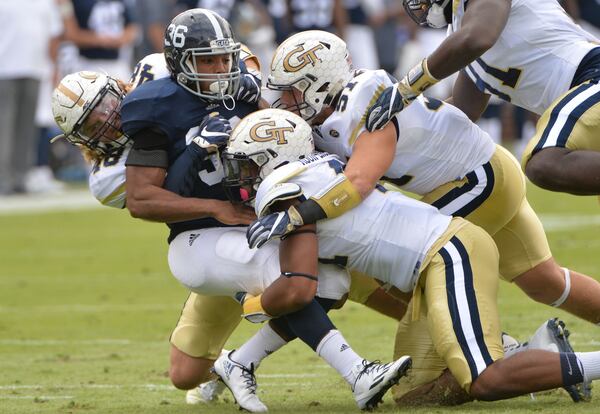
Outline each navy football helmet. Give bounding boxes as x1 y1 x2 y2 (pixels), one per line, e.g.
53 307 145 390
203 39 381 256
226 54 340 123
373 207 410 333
164 8 242 101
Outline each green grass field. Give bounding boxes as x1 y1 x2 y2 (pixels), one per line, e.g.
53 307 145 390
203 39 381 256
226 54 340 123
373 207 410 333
1 184 599 414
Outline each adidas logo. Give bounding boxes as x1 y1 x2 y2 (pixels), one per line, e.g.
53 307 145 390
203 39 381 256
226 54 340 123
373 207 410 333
224 360 235 378
340 343 350 352
188 233 200 246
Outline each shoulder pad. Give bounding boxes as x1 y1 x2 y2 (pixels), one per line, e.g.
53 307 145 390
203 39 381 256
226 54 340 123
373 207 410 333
240 44 261 72
255 161 308 216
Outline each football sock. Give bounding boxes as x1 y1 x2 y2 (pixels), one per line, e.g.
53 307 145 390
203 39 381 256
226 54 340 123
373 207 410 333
280 298 336 350
560 353 585 385
575 351 600 383
231 323 287 369
268 296 339 343
316 329 363 385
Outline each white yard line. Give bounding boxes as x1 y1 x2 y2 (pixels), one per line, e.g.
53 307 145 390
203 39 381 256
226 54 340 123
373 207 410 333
0 378 322 392
0 189 101 215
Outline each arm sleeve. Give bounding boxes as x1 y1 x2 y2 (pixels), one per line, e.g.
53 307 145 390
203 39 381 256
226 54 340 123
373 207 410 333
125 128 169 168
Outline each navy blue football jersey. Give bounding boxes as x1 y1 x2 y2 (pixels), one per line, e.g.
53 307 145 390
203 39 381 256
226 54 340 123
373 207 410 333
72 0 135 60
121 66 258 242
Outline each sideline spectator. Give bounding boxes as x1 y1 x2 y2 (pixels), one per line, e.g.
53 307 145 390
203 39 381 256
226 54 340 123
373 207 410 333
71 0 139 80
0 0 63 195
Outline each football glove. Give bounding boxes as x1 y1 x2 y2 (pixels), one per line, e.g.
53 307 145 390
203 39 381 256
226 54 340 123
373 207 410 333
246 209 302 249
191 112 232 154
234 72 261 104
235 292 272 323
366 58 439 132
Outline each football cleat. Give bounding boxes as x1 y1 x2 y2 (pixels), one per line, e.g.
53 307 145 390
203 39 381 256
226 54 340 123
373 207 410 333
352 356 412 410
212 350 268 412
185 379 226 404
527 318 592 402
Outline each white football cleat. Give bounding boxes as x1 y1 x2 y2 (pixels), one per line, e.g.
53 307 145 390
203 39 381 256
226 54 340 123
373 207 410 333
528 318 592 402
352 356 412 410
212 350 268 412
185 379 226 404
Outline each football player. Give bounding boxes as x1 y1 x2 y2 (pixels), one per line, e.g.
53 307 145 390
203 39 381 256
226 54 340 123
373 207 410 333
247 30 596 402
365 0 600 196
53 8 412 412
221 107 600 405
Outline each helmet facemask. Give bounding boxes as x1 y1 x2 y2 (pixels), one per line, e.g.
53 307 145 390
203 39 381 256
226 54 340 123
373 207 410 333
222 150 271 205
269 77 318 121
175 40 242 101
404 0 451 28
52 75 128 156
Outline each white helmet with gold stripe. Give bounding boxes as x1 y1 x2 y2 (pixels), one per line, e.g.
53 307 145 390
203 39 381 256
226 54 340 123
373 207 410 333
222 108 314 204
268 30 354 122
51 71 128 156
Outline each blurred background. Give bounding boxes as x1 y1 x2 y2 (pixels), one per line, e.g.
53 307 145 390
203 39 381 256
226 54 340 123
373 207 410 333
0 0 598 197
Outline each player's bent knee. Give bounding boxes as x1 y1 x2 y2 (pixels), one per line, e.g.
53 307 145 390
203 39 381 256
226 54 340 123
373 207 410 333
468 373 499 401
169 346 214 390
169 365 208 390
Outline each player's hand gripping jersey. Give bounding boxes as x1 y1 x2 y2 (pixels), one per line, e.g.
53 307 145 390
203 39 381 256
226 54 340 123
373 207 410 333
450 0 597 114
254 152 452 293
316 69 495 194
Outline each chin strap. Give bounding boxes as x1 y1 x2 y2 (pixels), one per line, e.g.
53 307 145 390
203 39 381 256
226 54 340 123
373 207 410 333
551 267 571 307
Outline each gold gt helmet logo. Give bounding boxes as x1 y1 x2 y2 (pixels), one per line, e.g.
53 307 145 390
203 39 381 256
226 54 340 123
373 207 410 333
282 43 325 72
250 121 294 145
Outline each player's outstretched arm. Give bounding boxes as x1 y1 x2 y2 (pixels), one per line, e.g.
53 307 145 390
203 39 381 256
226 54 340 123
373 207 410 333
427 0 511 80
366 0 510 131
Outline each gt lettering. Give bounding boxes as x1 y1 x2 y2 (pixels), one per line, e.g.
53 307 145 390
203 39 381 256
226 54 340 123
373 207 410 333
249 121 293 145
283 44 325 73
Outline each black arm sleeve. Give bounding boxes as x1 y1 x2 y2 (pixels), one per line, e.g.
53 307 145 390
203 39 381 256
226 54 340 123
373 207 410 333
125 128 169 168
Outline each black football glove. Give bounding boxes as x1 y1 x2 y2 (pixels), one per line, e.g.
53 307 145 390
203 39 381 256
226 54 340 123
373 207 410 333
191 112 232 154
235 72 261 104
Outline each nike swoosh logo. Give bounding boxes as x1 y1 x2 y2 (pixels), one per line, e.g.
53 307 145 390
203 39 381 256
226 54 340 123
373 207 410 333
566 357 573 376
201 127 227 138
333 194 348 207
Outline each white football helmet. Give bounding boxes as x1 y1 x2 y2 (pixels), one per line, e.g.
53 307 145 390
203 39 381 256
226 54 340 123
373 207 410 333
222 108 314 203
267 30 354 122
403 0 452 29
51 71 128 156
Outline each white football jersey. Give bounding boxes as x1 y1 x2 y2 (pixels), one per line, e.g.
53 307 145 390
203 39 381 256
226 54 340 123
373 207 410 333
255 152 452 292
89 146 130 208
89 53 170 208
129 53 171 89
316 70 496 194
450 0 598 115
